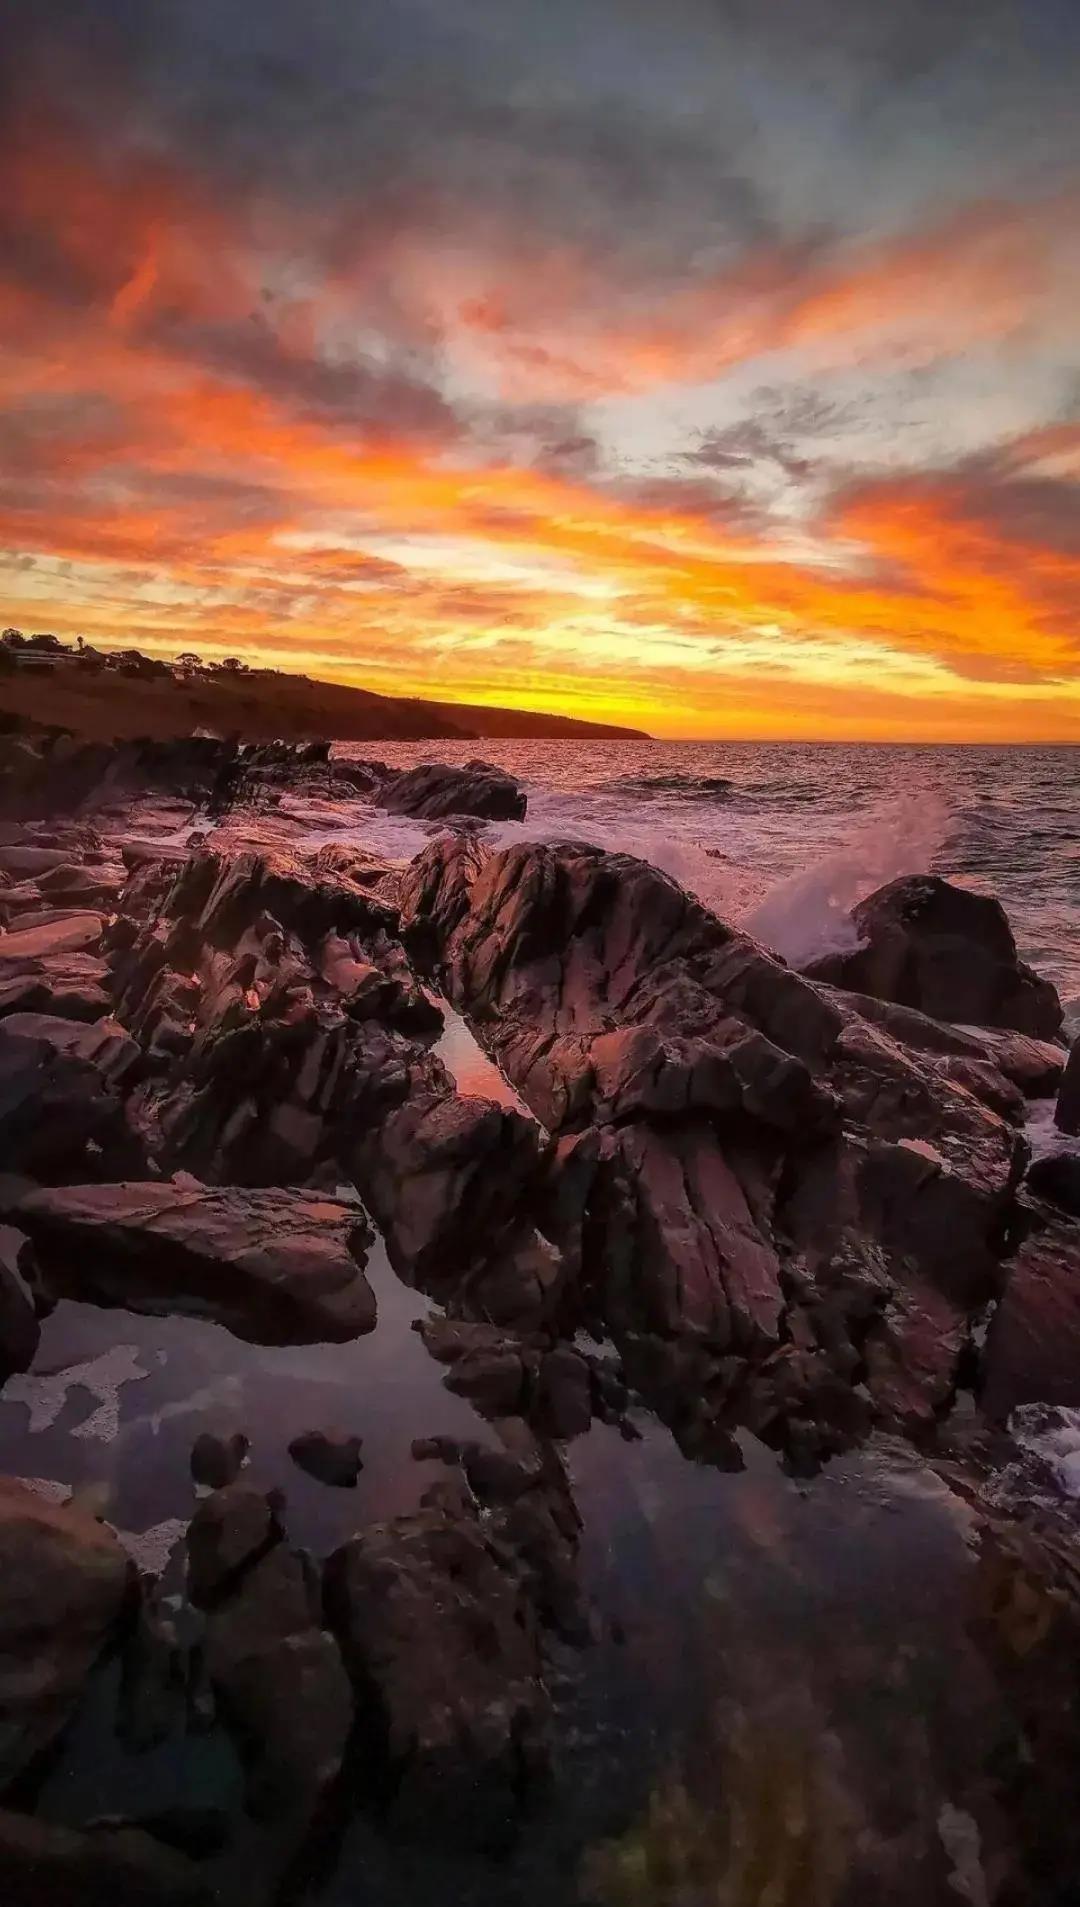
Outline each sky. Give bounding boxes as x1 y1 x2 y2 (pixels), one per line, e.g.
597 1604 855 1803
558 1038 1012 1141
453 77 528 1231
1 0 1079 739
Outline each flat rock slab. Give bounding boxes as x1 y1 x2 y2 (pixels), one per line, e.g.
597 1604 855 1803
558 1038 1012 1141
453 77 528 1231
0 951 112 1021
0 912 104 960
1 1180 378 1344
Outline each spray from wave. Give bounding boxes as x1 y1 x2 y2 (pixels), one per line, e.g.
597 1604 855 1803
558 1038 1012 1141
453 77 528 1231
499 785 949 969
743 792 949 967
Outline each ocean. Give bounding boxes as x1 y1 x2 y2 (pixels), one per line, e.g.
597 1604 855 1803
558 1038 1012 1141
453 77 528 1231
337 738 1080 1030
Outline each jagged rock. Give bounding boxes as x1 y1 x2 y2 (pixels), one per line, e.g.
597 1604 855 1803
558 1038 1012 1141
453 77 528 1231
325 1494 552 1845
1 1180 377 1344
287 1429 363 1488
0 1811 211 1907
0 1012 145 1179
358 1089 545 1282
981 1209 1080 1419
1026 1151 1080 1216
1055 1041 1080 1135
862 1280 970 1432
806 874 1062 1038
381 758 526 823
399 836 1023 1460
165 845 398 950
0 1223 40 1378
0 1478 134 1784
190 1430 250 1490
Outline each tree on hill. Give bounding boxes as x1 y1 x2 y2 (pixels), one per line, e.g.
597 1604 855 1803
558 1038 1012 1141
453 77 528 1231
175 652 202 672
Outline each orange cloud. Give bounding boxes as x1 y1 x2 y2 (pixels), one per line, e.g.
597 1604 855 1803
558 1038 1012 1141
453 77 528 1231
0 114 1077 739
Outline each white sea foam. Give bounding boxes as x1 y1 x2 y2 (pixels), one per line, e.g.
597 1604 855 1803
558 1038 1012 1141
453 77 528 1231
1009 1403 1080 1499
1025 1098 1080 1162
743 792 949 968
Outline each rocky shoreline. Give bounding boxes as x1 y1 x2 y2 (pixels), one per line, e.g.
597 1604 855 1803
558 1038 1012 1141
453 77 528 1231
0 716 1079 1904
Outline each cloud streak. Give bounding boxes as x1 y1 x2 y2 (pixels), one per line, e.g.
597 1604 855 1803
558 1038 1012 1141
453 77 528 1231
0 0 1077 737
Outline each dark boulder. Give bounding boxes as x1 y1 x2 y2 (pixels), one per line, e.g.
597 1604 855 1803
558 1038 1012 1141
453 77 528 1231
1 1179 378 1344
1055 1040 1080 1135
381 758 526 823
187 1489 353 1824
0 1012 145 1179
1026 1150 1080 1216
190 1430 249 1490
0 1477 134 1784
0 1811 211 1907
805 874 1062 1038
287 1429 363 1488
0 1223 40 1379
186 1483 282 1607
324 1493 552 1845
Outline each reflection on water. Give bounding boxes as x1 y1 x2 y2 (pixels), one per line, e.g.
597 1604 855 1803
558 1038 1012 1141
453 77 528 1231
0 1226 1067 1903
0 1237 493 1564
432 1004 535 1116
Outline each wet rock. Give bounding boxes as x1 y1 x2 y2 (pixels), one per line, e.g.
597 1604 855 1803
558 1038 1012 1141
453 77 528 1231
806 874 1062 1038
0 1477 134 1784
1026 1151 1080 1216
189 1430 249 1490
187 1489 353 1824
959 1025 1067 1098
381 758 526 822
2 1179 378 1344
1055 1040 1080 1135
288 1428 363 1488
325 1494 552 1845
981 1208 1080 1419
0 1810 211 1906
187 1484 281 1607
0 1223 40 1379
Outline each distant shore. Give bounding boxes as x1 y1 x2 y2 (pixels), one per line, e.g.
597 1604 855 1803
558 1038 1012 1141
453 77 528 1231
0 631 648 744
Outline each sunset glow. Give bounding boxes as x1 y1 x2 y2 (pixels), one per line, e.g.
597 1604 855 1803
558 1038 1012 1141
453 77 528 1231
2 4 1078 738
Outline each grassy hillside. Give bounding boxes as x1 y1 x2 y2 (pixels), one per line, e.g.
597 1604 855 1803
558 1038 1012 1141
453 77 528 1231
0 656 648 744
